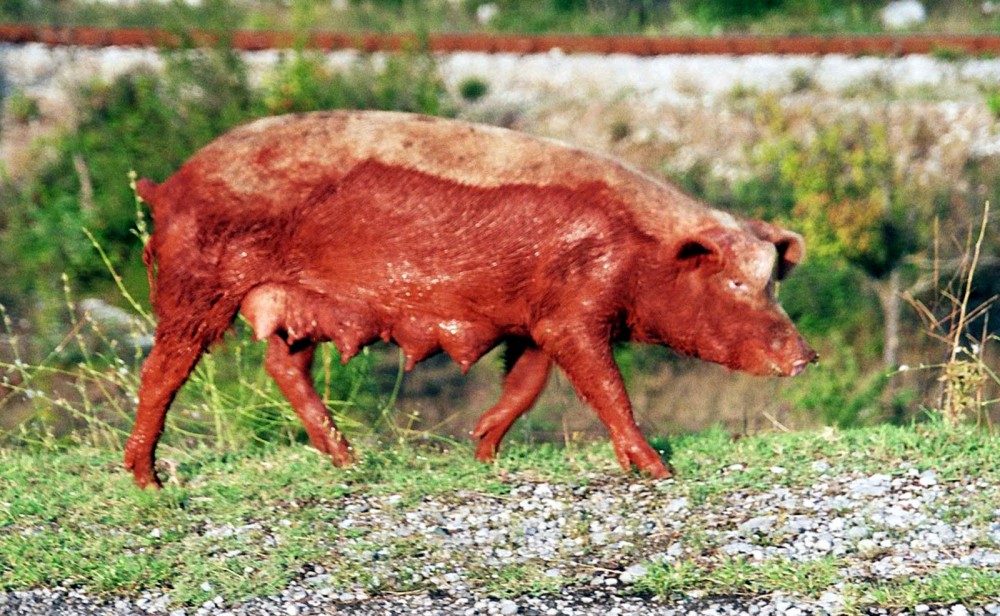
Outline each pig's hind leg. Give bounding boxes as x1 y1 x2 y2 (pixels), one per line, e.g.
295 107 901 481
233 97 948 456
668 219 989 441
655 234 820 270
265 334 354 467
472 339 552 462
125 332 207 488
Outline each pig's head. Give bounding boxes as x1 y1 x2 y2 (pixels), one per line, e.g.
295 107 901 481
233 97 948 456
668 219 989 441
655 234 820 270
631 219 817 377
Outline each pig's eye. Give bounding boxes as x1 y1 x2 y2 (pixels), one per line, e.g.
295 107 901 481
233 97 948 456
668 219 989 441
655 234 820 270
728 280 745 291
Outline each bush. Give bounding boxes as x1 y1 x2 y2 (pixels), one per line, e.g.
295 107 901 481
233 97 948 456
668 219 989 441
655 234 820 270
687 0 788 22
264 49 452 117
0 45 455 334
5 91 41 124
0 39 460 444
784 337 886 427
458 76 489 102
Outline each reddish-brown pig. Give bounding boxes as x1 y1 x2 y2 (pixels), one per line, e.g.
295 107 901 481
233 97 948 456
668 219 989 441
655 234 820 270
125 110 816 488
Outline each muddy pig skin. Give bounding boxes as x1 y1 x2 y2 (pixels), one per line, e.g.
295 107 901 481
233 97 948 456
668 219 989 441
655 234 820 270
124 110 816 488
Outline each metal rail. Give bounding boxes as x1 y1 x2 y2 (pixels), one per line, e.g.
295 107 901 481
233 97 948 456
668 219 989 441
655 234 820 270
2 24 999 56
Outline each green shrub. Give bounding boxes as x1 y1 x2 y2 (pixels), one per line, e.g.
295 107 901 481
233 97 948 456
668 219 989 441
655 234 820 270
263 49 452 116
5 91 41 124
0 44 454 335
0 40 459 446
788 67 816 93
784 337 886 427
458 76 489 102
683 0 789 23
0 0 31 20
609 118 631 143
985 88 1000 119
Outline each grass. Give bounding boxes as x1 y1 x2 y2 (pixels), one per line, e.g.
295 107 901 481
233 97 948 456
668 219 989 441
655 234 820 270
637 558 1000 610
859 567 1000 608
634 556 844 599
1 424 998 610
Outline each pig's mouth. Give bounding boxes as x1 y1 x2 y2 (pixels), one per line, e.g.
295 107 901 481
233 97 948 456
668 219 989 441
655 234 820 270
790 359 810 377
721 342 818 377
788 352 820 377
765 355 818 377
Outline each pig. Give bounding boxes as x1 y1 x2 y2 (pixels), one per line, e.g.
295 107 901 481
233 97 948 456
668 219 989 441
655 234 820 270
124 110 816 488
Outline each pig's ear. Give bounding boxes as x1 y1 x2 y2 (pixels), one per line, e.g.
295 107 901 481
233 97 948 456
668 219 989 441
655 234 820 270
773 232 805 279
673 233 725 273
746 220 805 280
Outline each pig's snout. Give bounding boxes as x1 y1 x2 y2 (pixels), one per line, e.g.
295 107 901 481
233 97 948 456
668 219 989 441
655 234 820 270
787 339 819 377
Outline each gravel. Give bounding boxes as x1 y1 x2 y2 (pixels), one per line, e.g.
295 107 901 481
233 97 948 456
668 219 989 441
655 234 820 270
3 464 999 615
7 43 1000 112
6 44 1000 179
4 588 998 616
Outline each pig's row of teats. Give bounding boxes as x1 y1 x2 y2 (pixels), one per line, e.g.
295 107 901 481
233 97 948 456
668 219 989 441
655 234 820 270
3 25 1000 56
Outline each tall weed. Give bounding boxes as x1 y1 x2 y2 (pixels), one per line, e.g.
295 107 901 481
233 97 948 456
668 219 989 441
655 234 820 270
905 202 998 428
0 44 455 335
0 219 405 454
0 42 452 450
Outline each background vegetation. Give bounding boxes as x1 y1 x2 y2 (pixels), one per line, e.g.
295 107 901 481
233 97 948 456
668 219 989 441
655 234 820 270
0 1 998 458
5 0 1000 36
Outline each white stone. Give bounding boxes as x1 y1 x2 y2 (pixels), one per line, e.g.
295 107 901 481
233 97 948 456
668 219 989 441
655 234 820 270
857 539 879 555
533 483 554 499
476 3 500 25
811 460 831 473
880 1 927 29
619 564 648 584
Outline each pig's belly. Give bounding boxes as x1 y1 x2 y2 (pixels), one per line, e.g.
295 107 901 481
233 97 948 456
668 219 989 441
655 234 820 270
240 283 506 372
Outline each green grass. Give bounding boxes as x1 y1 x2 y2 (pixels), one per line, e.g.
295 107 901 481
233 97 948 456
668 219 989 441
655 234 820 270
1 424 998 609
636 558 1000 610
634 556 844 599
478 562 566 598
858 567 1000 608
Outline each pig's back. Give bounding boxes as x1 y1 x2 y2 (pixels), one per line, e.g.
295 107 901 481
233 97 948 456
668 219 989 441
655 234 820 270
153 110 734 242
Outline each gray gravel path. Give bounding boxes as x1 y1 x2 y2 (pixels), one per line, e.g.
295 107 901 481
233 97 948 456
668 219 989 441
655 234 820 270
3 462 999 615
4 587 998 615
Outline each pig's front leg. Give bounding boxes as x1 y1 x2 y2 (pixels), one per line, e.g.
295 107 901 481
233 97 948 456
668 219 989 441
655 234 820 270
536 325 672 479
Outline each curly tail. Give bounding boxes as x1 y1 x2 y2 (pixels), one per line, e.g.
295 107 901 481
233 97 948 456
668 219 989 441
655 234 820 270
136 178 160 311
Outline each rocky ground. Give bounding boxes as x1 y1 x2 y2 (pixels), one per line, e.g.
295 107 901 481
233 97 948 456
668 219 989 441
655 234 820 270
4 44 1000 185
3 462 999 615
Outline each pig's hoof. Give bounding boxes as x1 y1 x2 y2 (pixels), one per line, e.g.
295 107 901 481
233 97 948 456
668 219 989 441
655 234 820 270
638 460 674 479
132 470 163 489
124 452 162 489
125 441 163 488
473 438 499 463
311 428 356 468
615 441 673 480
327 441 355 468
471 416 506 462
